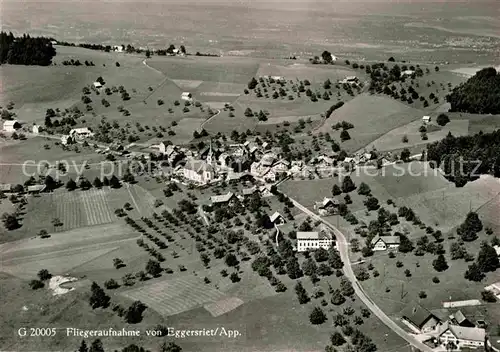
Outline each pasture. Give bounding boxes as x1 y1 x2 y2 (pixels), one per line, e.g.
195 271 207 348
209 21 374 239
364 119 470 152
5 184 155 242
120 275 228 317
315 94 424 153
147 56 260 84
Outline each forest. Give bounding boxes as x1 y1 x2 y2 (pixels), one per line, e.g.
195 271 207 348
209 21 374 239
0 32 56 66
426 130 500 186
447 67 500 114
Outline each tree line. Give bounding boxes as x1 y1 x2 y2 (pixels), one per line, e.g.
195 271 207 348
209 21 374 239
0 32 56 66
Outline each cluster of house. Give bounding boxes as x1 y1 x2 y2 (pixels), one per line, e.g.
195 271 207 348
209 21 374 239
61 127 94 145
401 304 488 349
157 139 292 185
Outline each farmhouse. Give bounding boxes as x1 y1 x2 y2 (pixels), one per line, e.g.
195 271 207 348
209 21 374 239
3 120 21 132
27 184 46 194
269 211 286 225
181 92 193 101
113 45 124 52
422 115 431 124
401 305 440 333
314 197 339 216
183 159 215 184
371 235 401 251
210 192 237 206
159 143 181 164
297 226 335 252
434 321 486 349
93 81 103 89
69 127 94 139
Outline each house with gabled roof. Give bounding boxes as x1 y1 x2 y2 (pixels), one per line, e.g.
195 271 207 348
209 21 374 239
401 304 440 333
181 92 193 101
371 235 401 251
210 192 238 206
435 321 486 349
314 197 339 216
269 211 286 225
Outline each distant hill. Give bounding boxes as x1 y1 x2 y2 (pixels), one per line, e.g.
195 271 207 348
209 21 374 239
446 67 500 114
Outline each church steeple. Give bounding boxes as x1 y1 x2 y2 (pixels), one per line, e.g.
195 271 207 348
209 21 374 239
207 139 213 165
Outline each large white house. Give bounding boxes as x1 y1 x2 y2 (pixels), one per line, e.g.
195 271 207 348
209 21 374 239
182 159 214 184
435 321 486 349
371 235 401 251
297 227 335 252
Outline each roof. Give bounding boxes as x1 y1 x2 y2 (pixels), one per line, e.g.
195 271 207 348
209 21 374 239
210 192 235 203
437 321 486 342
242 187 258 196
27 185 46 192
422 115 431 120
316 197 339 209
0 184 12 192
183 160 214 175
269 211 284 223
297 230 332 241
93 81 103 87
401 304 438 329
70 127 92 134
371 235 401 245
494 245 500 256
181 92 192 96
451 310 468 324
346 76 357 80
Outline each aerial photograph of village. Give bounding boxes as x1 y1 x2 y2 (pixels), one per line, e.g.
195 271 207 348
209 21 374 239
0 0 499 351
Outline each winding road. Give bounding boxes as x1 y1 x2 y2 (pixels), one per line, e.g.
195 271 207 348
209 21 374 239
288 196 434 352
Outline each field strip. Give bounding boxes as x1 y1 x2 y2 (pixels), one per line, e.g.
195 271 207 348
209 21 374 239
171 79 203 89
0 234 138 264
199 92 241 97
204 297 244 317
120 276 227 316
126 184 142 216
0 241 126 265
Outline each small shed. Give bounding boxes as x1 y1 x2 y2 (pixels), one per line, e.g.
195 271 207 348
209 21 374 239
3 120 21 132
181 92 193 101
422 116 431 124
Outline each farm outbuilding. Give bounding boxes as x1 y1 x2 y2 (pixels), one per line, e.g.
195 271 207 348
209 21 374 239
422 115 431 124
3 120 21 132
93 81 103 89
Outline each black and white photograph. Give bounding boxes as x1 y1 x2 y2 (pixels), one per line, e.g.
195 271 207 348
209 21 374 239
0 0 499 351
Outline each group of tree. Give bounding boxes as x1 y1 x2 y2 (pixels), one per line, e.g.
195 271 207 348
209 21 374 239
465 241 499 282
447 67 500 114
0 32 56 65
427 130 500 186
